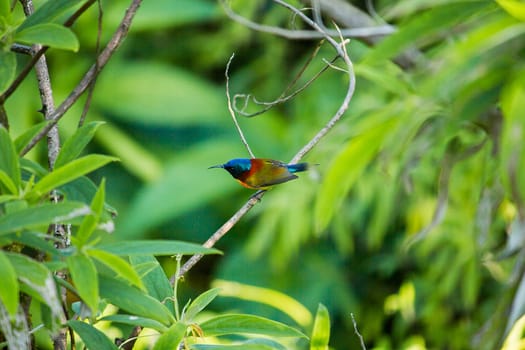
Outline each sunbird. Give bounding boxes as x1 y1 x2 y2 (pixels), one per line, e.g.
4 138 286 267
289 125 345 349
209 158 310 189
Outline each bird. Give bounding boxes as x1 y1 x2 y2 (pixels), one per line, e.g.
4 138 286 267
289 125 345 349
209 158 310 190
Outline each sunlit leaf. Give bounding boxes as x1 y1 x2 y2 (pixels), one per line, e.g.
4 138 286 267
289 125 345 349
199 314 307 338
0 251 19 316
100 314 168 333
310 304 330 350
152 322 186 350
0 125 20 193
55 122 105 168
183 288 220 323
88 248 144 290
97 240 221 256
17 0 85 31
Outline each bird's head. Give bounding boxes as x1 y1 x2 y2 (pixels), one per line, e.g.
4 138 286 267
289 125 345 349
209 158 251 178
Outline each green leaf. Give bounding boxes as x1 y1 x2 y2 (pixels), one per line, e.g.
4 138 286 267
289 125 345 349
212 280 313 328
88 248 144 290
129 255 175 315
15 23 79 51
0 251 19 316
0 169 18 195
99 275 175 325
18 0 85 31
97 240 221 256
68 320 118 350
314 119 396 232
76 178 106 246
0 125 20 194
95 62 227 127
29 154 118 198
152 322 186 350
497 0 525 21
4 231 60 258
100 314 168 333
364 2 492 62
0 0 10 18
14 121 50 154
0 201 90 235
183 288 220 323
5 253 64 328
310 304 330 350
199 314 307 338
55 122 105 168
0 51 16 95
67 253 99 314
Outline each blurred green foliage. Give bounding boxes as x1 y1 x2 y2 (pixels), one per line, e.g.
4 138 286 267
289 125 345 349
4 0 525 348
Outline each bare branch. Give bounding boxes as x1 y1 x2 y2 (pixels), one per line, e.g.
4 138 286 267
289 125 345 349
20 0 143 157
234 40 337 118
351 313 367 350
220 0 395 39
173 0 356 282
78 0 104 128
225 53 255 158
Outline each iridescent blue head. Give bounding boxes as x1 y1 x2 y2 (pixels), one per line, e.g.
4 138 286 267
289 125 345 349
209 158 251 178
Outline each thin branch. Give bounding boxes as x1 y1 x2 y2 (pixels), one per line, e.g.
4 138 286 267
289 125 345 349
172 0 356 282
20 0 143 157
225 53 255 158
172 190 265 282
220 0 395 39
78 0 103 127
1 0 97 105
351 313 367 350
234 40 336 118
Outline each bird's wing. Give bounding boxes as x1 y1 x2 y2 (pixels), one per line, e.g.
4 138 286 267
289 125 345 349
253 159 298 187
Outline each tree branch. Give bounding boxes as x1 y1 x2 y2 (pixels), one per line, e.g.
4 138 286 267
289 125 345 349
172 0 356 282
220 0 395 40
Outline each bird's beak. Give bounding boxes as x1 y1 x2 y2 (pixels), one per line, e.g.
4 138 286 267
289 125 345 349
208 164 224 169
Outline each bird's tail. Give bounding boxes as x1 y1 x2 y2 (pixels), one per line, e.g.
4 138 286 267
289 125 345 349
287 162 309 173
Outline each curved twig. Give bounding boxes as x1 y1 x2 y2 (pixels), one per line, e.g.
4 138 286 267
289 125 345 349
225 53 255 158
220 0 395 39
173 0 356 281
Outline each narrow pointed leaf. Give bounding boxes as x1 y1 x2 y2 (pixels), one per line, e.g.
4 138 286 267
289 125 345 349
0 251 19 316
30 154 117 197
100 314 168 333
77 179 106 246
68 320 118 350
67 253 99 314
99 275 174 325
310 304 330 350
88 249 144 290
18 0 85 31
0 201 90 235
152 322 186 350
0 125 20 193
55 122 105 168
199 314 307 338
183 288 220 322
